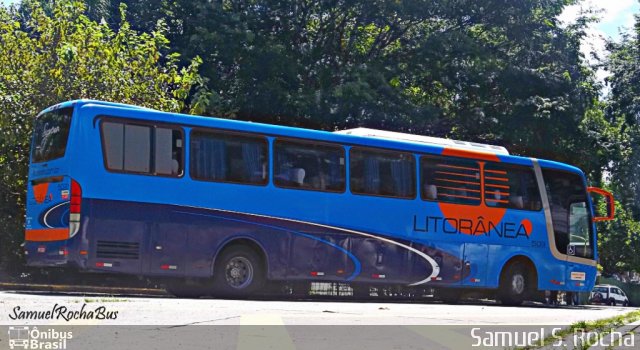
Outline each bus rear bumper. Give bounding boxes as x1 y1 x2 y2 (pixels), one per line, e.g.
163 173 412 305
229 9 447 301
24 241 85 269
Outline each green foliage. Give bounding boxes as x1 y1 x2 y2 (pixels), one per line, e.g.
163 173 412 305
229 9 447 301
598 200 640 275
195 1 597 170
2 0 640 277
0 0 201 270
99 1 600 167
594 12 640 275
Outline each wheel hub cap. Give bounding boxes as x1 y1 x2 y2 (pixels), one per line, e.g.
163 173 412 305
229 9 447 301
512 275 525 294
225 257 254 289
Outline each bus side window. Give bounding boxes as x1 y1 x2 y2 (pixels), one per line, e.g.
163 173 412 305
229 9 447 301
102 121 152 174
190 130 268 185
273 140 345 192
155 128 183 176
421 156 480 205
102 121 124 170
350 148 415 199
101 120 183 177
483 163 541 211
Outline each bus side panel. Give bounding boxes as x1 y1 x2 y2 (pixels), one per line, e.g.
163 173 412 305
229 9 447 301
85 199 147 274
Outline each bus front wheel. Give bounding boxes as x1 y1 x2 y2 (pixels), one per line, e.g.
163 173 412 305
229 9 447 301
213 245 265 297
499 262 530 306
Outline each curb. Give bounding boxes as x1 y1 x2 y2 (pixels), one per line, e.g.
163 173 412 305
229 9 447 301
0 282 168 296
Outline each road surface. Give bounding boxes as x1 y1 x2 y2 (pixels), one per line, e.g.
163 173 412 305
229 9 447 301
0 290 634 326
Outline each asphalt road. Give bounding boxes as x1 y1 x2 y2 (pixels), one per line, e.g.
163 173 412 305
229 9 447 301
0 290 635 326
2 291 639 349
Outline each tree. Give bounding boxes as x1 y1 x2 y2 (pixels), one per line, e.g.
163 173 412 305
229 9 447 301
591 11 640 274
604 14 640 218
103 1 600 170
0 0 202 272
597 199 640 275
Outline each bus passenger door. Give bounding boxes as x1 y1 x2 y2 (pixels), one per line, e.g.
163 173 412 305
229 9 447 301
565 202 593 289
462 243 488 286
149 223 186 276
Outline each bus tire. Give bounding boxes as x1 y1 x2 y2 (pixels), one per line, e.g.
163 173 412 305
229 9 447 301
499 262 529 306
213 245 265 297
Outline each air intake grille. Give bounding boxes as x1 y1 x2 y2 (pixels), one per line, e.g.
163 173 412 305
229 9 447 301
96 241 139 260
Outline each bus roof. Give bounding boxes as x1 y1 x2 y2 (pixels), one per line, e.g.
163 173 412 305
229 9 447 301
334 128 509 155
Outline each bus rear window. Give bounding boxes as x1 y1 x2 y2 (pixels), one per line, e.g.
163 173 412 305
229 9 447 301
31 107 73 163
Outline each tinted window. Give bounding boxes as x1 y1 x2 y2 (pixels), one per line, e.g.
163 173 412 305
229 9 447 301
124 124 151 172
102 122 124 169
274 140 345 192
542 169 593 259
421 156 480 205
155 128 183 176
350 148 415 198
483 163 541 211
101 120 183 176
190 131 268 185
31 107 73 163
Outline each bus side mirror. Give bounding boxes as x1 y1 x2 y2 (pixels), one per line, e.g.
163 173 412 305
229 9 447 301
587 187 615 222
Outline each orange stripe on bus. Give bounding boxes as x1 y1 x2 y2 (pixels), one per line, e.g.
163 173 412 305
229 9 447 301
435 171 479 179
436 164 479 172
485 199 509 204
485 183 509 189
485 176 508 182
439 193 481 200
438 186 481 193
441 148 501 162
486 190 510 196
435 178 481 186
25 228 68 242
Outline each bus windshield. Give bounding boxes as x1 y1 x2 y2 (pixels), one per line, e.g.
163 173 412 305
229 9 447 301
31 107 73 163
543 169 594 259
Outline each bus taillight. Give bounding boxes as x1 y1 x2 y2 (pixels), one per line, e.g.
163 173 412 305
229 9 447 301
69 179 82 237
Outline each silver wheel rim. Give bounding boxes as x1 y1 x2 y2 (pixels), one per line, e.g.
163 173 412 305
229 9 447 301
225 256 253 289
512 274 525 295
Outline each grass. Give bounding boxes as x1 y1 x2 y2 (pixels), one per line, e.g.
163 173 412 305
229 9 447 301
520 309 640 349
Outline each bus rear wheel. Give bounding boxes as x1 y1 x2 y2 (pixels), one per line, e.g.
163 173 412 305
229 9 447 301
213 245 265 297
499 262 529 306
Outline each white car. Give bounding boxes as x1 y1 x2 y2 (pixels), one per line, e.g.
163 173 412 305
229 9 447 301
589 284 630 306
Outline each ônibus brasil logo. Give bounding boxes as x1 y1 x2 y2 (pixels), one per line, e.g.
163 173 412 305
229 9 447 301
7 326 72 350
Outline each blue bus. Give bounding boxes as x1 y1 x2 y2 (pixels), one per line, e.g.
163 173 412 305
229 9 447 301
24 100 614 304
